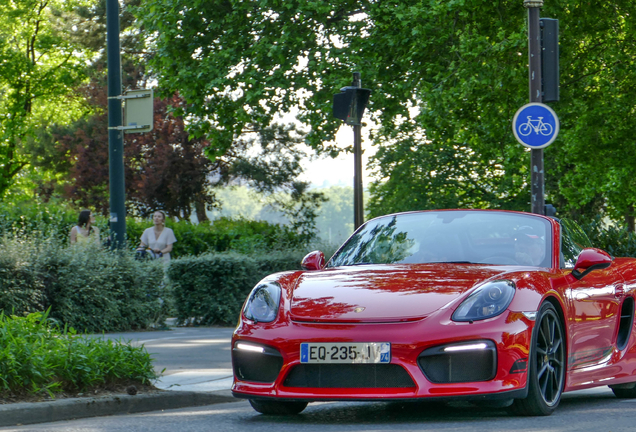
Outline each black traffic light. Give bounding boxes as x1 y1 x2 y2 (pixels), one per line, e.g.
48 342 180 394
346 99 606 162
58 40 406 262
544 204 557 217
333 86 371 126
541 18 559 102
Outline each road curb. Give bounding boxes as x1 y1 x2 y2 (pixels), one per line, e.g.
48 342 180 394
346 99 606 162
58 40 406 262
0 390 239 428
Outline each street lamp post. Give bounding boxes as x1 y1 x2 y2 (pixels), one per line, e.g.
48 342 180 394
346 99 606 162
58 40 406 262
106 0 126 247
332 73 372 230
352 73 364 230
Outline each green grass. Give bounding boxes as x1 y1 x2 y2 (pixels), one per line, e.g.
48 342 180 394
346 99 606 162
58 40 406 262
0 310 157 398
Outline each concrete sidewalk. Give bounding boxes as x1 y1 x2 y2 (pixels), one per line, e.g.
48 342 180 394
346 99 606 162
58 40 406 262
0 325 241 428
154 368 234 392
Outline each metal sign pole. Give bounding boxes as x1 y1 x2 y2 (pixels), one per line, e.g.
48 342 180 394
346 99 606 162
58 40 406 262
526 0 544 215
106 0 126 247
352 72 364 230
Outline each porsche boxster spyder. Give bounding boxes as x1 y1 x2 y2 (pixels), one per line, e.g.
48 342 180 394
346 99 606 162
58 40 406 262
232 209 636 416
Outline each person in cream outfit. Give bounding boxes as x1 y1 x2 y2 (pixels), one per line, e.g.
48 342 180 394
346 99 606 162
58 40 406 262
138 211 177 262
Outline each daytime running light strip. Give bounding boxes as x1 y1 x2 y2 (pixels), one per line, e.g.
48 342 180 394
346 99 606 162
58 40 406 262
236 343 265 353
444 343 488 352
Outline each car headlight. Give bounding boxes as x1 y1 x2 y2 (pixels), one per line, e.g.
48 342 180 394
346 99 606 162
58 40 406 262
452 280 516 322
243 282 281 323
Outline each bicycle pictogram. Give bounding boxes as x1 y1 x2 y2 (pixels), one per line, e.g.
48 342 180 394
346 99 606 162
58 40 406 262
518 116 554 137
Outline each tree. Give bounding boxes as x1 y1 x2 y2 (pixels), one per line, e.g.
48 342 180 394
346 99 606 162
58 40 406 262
544 1 636 227
0 0 96 198
314 186 355 244
44 88 216 220
136 0 636 227
126 95 216 220
135 0 363 155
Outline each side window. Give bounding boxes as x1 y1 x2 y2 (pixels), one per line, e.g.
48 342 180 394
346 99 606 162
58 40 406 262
560 219 592 268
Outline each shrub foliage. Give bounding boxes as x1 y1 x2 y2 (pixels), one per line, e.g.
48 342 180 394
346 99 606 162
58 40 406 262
0 202 310 259
167 251 304 325
0 311 156 397
582 218 636 258
0 237 168 333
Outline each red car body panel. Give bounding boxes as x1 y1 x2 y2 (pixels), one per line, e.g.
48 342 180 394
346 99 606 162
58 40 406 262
232 210 636 404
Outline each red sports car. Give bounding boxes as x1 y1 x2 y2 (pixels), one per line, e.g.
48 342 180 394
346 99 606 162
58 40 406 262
232 209 636 416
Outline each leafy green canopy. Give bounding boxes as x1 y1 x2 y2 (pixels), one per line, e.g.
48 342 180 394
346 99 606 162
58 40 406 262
138 1 636 223
137 0 365 157
0 0 96 198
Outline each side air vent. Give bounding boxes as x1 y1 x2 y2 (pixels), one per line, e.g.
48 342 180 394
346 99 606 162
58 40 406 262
617 297 635 351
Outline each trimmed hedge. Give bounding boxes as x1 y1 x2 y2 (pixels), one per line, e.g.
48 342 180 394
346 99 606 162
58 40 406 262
0 237 169 333
167 251 305 325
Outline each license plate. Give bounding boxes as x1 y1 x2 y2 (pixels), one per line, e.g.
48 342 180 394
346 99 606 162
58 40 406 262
300 342 391 364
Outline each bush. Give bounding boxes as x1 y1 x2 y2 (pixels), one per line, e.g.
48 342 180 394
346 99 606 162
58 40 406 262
0 239 47 314
126 216 307 258
0 202 310 258
0 201 77 244
167 251 305 325
0 310 156 397
0 236 170 333
581 218 636 258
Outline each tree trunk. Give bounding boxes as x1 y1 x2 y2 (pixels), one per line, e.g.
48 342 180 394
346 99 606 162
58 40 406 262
626 205 635 233
195 199 209 223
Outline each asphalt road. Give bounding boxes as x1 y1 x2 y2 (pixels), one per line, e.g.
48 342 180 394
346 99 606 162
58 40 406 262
3 388 636 432
4 327 636 431
95 326 235 372
93 326 236 392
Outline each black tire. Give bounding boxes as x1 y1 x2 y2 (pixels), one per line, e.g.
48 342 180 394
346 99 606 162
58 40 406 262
248 399 308 415
510 302 565 416
610 384 636 398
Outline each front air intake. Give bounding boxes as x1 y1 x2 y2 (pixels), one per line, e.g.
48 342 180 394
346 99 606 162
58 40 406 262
232 344 283 383
418 340 497 384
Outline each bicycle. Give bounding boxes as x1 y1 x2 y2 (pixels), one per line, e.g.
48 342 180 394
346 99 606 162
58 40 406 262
518 116 553 137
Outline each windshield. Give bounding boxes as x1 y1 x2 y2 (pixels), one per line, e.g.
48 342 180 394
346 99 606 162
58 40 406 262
328 211 552 267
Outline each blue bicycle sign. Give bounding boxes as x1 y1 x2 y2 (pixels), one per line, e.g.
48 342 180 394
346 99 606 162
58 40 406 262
512 103 559 149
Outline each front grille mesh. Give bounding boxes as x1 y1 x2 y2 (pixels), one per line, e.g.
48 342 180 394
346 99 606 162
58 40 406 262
283 364 415 388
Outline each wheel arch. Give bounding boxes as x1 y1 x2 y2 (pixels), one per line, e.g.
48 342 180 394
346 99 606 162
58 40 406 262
542 295 569 368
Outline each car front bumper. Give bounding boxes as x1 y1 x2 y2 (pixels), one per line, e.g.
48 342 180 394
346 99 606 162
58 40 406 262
231 310 534 402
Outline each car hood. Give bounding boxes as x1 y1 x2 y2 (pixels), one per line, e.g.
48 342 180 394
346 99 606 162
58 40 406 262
289 264 517 323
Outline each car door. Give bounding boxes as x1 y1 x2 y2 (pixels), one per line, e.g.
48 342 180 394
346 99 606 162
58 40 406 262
560 219 620 370
567 269 621 369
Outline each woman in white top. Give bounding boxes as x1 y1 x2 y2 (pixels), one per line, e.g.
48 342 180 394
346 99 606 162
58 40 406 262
138 211 177 261
70 210 101 246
